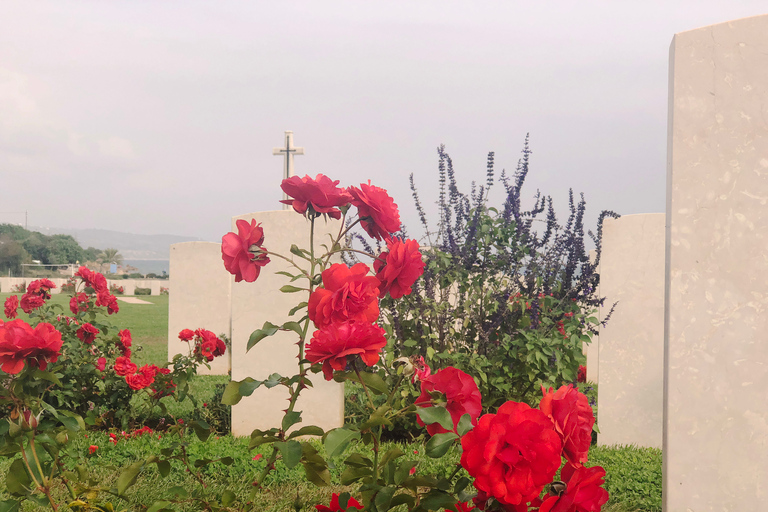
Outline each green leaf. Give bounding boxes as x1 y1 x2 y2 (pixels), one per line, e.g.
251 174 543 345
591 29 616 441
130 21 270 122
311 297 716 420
117 460 144 496
220 456 234 465
32 369 62 387
146 501 171 512
356 371 388 395
282 411 302 432
281 321 304 337
340 466 371 485
239 378 263 397
222 380 244 405
378 447 404 469
263 373 284 388
247 322 279 351
418 489 457 511
416 406 454 431
221 490 236 507
6 459 30 496
425 432 459 458
344 453 372 468
166 486 188 499
394 460 417 485
290 244 310 259
288 302 308 317
457 414 474 436
274 440 302 468
374 486 396 512
324 428 360 458
280 285 305 293
190 420 212 442
301 442 330 486
287 425 324 439
0 500 21 512
155 460 171 477
58 411 85 431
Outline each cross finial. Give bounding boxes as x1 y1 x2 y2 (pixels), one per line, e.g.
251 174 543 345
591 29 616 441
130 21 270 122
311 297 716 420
273 131 305 208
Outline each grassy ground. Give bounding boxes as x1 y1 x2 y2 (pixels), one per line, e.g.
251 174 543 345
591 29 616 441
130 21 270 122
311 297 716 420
0 292 662 511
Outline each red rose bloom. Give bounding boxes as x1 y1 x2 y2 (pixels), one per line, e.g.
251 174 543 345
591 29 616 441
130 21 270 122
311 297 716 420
348 181 401 240
308 263 380 328
221 219 270 283
539 385 595 467
194 329 226 361
315 493 363 512
178 329 195 341
88 445 98 455
305 321 387 380
75 267 108 293
96 357 107 372
76 323 99 344
27 279 56 299
374 238 425 299
280 174 353 219
125 372 151 390
96 292 119 314
461 401 562 506
415 366 482 436
114 356 137 377
20 293 45 314
538 464 610 512
0 319 63 374
4 295 18 319
577 365 586 383
119 329 132 348
69 292 90 314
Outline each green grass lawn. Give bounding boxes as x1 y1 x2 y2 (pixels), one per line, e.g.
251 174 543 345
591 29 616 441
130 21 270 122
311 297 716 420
0 292 662 511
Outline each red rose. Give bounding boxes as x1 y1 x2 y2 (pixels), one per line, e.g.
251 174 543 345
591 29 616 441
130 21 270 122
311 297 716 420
27 279 56 299
119 329 132 348
221 219 270 283
76 323 99 344
19 293 45 313
4 295 18 319
126 365 157 390
348 181 401 240
69 293 90 314
308 263 380 328
539 384 595 466
88 445 98 455
114 356 137 377
96 291 119 314
75 267 108 294
577 365 586 383
280 174 353 219
461 401 562 506
96 357 107 372
415 366 482 436
0 319 63 374
374 238 425 299
199 339 218 361
178 329 195 341
412 355 431 383
315 493 363 512
305 321 387 380
538 464 609 512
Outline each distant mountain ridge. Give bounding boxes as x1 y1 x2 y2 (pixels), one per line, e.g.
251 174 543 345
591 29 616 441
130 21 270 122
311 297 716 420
29 226 201 260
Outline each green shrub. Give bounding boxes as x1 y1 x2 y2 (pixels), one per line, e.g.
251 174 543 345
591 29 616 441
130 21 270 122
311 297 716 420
588 445 662 512
135 287 151 295
353 141 619 411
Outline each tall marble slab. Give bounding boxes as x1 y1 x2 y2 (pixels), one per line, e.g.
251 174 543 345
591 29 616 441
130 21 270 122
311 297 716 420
597 214 665 449
664 15 768 510
168 242 232 375
230 210 345 436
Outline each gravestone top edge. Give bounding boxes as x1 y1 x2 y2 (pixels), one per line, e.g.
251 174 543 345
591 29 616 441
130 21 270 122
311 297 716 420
672 12 768 38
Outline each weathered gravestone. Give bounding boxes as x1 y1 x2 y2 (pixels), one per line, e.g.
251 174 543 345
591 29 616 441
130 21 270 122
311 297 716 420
664 15 768 510
168 242 232 375
230 210 345 436
597 213 665 449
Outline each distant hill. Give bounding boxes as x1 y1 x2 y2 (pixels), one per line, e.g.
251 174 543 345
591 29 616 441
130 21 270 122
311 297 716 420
29 226 201 260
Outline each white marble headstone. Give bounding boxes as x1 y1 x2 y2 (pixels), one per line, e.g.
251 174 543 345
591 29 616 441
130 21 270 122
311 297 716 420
664 15 768 510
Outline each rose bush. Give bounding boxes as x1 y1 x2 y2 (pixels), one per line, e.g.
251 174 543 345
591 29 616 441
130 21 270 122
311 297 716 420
218 173 610 511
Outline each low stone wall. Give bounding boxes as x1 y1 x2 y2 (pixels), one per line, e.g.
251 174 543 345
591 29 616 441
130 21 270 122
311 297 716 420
0 277 169 296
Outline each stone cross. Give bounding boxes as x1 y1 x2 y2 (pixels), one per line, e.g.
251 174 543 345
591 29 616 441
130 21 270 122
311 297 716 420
273 131 304 208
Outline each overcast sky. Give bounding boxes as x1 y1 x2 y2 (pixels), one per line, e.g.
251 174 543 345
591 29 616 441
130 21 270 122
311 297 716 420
1 1 766 243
